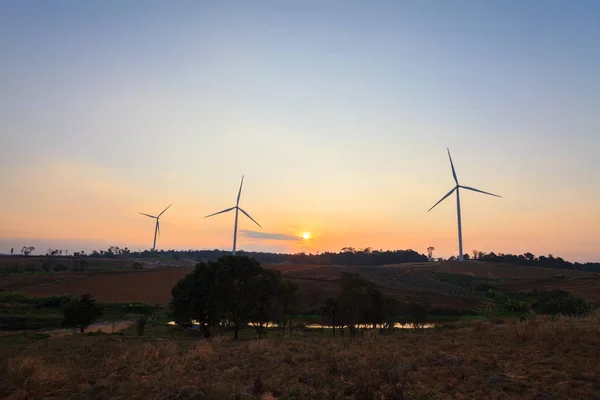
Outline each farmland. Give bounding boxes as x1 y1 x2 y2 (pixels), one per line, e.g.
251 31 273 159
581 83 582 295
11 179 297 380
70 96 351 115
2 258 599 312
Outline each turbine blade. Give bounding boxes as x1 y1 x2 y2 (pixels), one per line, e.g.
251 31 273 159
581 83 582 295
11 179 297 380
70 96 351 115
460 185 502 198
238 207 261 228
157 220 160 237
205 206 235 218
138 212 157 219
427 187 457 212
236 175 244 206
158 204 172 217
447 148 459 185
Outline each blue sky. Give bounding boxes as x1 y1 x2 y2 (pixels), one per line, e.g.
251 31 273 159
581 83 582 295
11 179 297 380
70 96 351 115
1 1 599 261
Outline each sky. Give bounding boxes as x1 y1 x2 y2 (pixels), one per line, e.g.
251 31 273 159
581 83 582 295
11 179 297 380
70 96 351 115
1 1 599 261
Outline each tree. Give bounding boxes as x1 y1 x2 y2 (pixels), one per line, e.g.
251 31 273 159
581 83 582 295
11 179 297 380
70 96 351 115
427 247 435 261
170 255 298 339
21 246 35 256
321 297 339 337
274 279 301 337
403 302 429 330
170 260 222 337
215 256 265 339
61 293 104 333
248 269 282 339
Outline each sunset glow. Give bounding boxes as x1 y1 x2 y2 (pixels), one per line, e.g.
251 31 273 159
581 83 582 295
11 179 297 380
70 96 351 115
0 2 599 262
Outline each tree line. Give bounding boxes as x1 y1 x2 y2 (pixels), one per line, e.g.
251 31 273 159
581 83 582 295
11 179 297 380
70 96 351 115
465 251 600 272
169 256 429 339
11 245 600 272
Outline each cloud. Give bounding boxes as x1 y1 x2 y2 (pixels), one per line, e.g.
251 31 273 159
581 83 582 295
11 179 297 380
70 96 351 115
240 230 299 241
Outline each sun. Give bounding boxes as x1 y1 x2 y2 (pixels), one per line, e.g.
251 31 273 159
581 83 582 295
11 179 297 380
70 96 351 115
302 232 311 240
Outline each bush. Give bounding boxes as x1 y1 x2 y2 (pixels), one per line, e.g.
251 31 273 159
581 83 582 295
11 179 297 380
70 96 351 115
534 290 592 316
52 264 69 272
61 293 104 333
136 316 147 336
36 295 72 308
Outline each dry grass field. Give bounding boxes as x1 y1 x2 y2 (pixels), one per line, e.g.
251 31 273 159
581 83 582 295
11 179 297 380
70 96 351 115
1 314 599 399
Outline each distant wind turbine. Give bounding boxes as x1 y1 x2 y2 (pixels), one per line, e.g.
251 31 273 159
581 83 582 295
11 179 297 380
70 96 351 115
205 175 261 255
138 204 171 252
428 149 501 262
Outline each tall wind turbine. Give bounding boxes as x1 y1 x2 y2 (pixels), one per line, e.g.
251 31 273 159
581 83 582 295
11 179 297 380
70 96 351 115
428 149 501 261
205 175 261 255
138 204 171 252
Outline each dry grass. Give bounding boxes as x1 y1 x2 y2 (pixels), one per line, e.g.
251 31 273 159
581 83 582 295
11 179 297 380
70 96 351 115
1 316 599 399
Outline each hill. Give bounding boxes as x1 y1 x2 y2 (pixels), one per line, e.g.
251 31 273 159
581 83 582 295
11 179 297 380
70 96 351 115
2 259 598 313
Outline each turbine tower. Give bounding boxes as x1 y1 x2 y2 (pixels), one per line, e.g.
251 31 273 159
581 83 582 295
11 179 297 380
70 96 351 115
138 204 171 252
428 149 501 262
205 175 261 255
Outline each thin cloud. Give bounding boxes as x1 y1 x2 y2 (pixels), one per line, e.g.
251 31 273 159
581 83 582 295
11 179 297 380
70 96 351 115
240 230 299 241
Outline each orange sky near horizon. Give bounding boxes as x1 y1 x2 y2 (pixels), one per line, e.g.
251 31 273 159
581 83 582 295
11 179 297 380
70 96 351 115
1 158 599 262
1 2 599 262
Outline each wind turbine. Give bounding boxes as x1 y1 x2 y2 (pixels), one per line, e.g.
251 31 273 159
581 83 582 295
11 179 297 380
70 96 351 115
138 204 171 252
205 175 261 255
428 149 501 262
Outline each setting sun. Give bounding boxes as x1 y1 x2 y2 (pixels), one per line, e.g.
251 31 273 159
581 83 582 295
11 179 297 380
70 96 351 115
302 232 311 240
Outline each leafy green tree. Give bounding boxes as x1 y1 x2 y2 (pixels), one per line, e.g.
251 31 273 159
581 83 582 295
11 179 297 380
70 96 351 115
248 269 282 339
170 260 221 337
61 293 104 333
402 302 429 329
215 256 264 339
321 296 339 337
274 279 301 337
170 255 298 339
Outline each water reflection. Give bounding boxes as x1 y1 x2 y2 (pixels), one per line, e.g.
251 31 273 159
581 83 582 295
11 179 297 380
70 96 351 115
168 321 435 329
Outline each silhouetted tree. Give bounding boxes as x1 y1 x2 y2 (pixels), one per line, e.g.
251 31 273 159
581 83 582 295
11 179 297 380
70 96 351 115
427 247 435 261
61 293 104 333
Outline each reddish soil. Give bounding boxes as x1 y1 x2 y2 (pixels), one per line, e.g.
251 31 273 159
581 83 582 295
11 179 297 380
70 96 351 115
1 268 193 305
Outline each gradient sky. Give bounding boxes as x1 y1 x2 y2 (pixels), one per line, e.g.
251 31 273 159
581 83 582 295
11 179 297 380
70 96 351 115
1 1 599 261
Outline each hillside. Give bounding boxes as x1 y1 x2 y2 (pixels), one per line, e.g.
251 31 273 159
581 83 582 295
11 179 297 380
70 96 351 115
2 259 598 311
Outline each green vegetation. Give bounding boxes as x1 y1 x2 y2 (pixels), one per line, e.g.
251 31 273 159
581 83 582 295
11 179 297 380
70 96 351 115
484 288 593 317
0 291 164 331
171 256 431 339
61 293 104 333
171 255 300 339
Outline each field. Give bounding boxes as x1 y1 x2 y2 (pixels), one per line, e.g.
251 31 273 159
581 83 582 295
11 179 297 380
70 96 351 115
1 314 599 399
2 259 600 312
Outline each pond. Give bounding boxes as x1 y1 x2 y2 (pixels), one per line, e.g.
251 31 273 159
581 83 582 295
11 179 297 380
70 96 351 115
168 321 435 329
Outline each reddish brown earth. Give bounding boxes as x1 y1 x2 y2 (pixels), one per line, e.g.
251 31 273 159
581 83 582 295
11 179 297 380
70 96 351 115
3 261 598 309
1 268 193 305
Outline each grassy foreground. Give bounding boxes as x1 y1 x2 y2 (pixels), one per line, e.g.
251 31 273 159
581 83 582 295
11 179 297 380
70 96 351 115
1 315 599 400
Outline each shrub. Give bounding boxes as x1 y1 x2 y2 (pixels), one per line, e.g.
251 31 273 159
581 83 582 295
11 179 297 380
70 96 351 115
61 293 103 333
136 316 147 336
52 264 69 272
534 290 592 316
